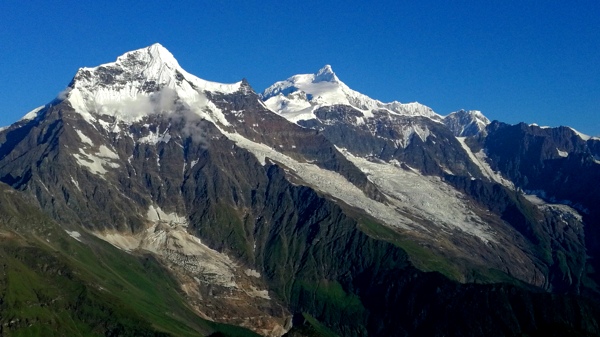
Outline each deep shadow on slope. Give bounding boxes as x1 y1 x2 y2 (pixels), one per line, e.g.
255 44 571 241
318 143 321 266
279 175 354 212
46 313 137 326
248 165 600 337
0 105 598 336
481 122 600 299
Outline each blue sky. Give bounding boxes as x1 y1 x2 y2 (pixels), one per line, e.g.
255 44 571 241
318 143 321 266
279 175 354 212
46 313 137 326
1 1 599 135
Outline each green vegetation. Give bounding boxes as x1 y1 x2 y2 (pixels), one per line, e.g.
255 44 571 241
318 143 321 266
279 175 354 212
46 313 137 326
301 314 340 337
0 187 259 337
295 280 364 316
283 313 341 337
356 214 529 287
290 279 366 335
195 203 253 262
356 216 464 281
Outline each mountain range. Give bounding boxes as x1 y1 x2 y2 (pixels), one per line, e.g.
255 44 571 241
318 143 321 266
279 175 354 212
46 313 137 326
1 43 599 336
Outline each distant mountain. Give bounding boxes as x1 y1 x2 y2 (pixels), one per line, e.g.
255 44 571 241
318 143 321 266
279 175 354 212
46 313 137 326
443 109 490 137
261 65 438 122
0 44 599 336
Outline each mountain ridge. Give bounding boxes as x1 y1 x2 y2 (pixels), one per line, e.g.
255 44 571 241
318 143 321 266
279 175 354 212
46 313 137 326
1 43 599 336
261 64 440 124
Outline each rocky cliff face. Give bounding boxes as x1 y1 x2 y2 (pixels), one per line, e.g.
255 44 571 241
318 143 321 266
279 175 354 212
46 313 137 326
0 44 599 336
263 66 594 295
479 121 600 296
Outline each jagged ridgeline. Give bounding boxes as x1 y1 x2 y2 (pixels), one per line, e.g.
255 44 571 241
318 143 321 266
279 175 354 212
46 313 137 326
0 43 599 336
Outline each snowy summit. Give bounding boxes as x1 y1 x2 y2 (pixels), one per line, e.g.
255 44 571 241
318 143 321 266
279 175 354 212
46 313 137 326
443 109 490 137
64 43 243 124
262 65 440 123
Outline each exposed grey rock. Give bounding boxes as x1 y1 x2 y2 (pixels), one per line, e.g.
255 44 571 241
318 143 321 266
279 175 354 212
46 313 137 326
0 44 599 336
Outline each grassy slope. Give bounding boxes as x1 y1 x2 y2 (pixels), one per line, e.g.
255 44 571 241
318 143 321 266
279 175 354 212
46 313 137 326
0 185 259 337
282 313 340 337
355 213 532 286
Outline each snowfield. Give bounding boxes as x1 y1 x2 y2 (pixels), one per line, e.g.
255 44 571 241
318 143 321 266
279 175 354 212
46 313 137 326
339 148 497 242
222 129 497 243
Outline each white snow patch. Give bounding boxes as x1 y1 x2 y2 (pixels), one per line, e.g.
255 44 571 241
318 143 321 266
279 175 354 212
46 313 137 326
531 124 551 129
97 145 119 159
66 230 82 242
247 286 271 300
75 129 94 146
245 269 261 278
20 106 45 121
263 93 316 123
456 137 514 188
70 176 81 192
569 127 591 141
138 129 172 144
557 149 569 158
97 119 110 130
74 149 109 175
146 205 188 227
73 147 120 176
97 119 123 134
393 124 431 148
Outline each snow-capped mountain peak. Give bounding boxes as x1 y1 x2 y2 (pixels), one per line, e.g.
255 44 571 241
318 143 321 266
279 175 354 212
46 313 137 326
64 44 242 124
262 65 440 123
313 64 339 83
114 43 181 75
127 43 179 67
443 109 490 137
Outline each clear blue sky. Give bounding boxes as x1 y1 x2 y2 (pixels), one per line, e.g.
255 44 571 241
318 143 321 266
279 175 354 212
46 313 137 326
1 1 599 135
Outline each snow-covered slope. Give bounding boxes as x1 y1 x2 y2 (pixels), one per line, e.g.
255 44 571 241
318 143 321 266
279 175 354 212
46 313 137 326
65 43 241 125
262 65 440 123
20 105 46 122
443 109 490 137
